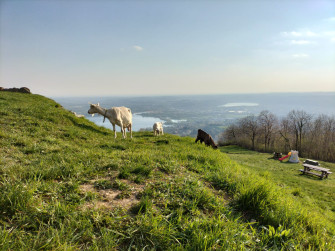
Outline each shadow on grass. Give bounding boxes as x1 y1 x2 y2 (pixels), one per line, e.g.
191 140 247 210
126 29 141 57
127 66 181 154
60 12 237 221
99 144 126 151
134 132 154 138
155 140 169 145
298 173 328 181
66 115 109 135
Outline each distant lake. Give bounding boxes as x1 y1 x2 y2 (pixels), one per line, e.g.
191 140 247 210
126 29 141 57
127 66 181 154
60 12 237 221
87 114 165 132
220 103 259 107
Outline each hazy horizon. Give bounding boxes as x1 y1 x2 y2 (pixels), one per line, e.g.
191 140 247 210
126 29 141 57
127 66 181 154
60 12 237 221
48 90 335 99
1 1 335 96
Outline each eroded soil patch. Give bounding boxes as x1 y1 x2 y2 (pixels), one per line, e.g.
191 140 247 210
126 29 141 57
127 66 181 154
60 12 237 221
80 179 145 210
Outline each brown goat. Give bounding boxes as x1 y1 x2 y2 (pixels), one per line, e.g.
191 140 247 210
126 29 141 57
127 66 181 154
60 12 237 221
195 129 218 149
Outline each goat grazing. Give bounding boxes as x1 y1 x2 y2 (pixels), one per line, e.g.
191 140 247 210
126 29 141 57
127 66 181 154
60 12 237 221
195 129 218 149
88 103 132 139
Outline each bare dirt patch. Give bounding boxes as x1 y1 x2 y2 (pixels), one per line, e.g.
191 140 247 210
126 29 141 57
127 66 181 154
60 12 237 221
80 183 95 193
80 179 145 211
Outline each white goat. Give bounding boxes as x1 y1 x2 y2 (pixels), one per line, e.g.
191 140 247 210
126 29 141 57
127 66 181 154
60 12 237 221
88 103 132 139
71 111 85 118
153 122 164 136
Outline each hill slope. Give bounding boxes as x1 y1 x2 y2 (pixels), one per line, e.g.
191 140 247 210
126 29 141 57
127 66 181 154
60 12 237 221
0 92 334 250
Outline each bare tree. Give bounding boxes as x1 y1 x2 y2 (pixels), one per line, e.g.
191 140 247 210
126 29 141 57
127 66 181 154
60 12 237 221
306 114 325 158
218 124 239 145
258 110 278 152
278 118 292 153
239 115 259 150
323 116 335 161
287 110 312 155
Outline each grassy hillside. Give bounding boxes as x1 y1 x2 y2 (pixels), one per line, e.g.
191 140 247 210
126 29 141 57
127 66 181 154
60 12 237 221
0 92 334 250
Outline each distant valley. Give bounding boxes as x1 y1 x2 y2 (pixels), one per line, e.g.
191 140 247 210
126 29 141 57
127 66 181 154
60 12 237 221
54 92 335 140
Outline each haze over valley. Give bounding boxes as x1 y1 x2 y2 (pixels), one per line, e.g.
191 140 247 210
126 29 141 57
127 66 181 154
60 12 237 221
55 92 335 140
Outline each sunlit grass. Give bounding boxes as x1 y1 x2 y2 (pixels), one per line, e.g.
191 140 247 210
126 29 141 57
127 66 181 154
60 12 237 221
0 92 334 250
221 145 335 215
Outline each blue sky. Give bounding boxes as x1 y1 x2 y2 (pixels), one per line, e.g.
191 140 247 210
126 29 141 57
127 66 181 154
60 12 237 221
1 0 334 96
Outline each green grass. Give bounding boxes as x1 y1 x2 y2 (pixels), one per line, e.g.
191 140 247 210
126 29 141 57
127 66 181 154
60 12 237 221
221 145 335 216
0 92 335 250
